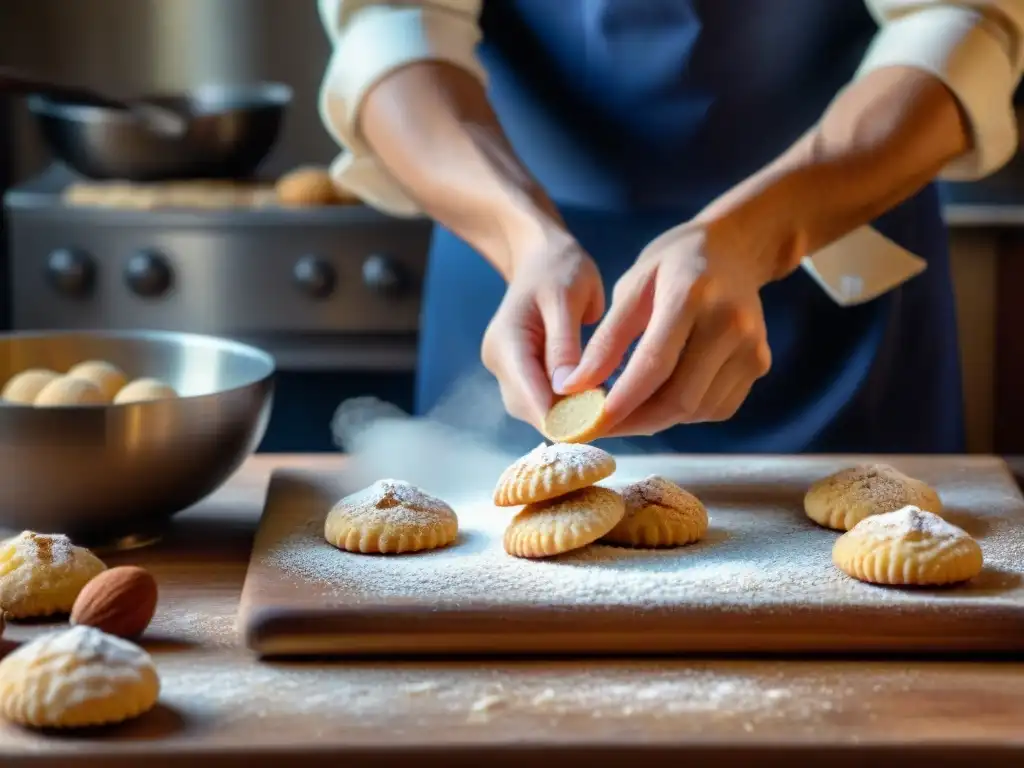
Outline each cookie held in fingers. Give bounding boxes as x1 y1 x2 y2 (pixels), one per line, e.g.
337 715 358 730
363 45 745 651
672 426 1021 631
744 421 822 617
0 625 160 728
804 463 942 531
0 532 107 619
325 479 459 554
602 475 708 548
494 442 616 507
832 505 982 586
542 388 607 443
504 485 626 559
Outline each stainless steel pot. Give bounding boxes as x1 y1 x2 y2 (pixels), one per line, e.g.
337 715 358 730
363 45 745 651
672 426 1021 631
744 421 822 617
28 82 292 180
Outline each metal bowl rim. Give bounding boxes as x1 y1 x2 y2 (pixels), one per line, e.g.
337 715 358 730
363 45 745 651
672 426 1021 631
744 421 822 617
0 329 276 411
26 82 294 124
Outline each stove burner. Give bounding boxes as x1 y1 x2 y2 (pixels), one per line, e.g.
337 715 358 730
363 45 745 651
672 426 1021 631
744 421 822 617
4 165 433 372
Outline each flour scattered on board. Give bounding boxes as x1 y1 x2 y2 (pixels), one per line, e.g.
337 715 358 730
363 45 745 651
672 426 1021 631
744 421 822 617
153 658 889 731
264 458 1024 611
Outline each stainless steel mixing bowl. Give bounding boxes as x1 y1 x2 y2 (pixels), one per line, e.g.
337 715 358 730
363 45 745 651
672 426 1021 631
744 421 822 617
0 330 275 550
27 82 292 181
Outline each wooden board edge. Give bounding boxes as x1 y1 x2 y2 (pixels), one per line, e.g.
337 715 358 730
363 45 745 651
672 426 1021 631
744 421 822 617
243 602 1024 658
236 469 302 652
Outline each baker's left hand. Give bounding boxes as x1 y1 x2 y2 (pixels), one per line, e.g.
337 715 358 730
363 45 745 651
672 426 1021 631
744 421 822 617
559 220 775 436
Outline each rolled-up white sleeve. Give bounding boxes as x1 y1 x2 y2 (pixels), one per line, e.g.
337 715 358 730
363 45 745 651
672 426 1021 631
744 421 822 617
317 0 485 216
860 0 1024 180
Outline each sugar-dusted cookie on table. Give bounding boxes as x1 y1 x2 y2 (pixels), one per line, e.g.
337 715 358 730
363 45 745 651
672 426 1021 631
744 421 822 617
804 463 942 531
324 479 459 555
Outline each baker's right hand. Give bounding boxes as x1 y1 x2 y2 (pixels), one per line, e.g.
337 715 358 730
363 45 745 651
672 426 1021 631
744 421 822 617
481 230 605 430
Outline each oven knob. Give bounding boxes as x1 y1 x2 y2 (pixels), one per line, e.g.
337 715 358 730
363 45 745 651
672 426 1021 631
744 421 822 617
293 256 336 299
125 250 173 298
46 248 95 297
362 254 406 298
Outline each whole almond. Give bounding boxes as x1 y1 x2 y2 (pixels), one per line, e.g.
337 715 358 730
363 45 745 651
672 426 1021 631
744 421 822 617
70 566 158 639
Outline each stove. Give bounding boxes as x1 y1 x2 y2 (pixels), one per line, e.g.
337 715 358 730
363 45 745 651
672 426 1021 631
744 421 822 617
2 165 434 451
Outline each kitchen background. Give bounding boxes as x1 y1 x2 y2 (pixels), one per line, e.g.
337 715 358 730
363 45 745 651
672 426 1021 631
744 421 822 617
0 0 430 453
0 0 1022 455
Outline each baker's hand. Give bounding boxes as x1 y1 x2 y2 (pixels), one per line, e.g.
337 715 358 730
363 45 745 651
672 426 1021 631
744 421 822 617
481 230 605 430
560 221 774 436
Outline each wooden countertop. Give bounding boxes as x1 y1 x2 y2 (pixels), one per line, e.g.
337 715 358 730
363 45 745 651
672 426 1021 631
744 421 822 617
4 454 1024 768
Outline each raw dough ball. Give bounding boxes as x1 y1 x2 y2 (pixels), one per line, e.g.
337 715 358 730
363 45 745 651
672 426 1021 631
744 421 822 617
325 479 459 554
543 388 607 444
602 475 708 548
832 505 983 586
276 166 349 207
1 369 60 405
113 378 178 404
504 485 625 559
66 360 127 402
804 463 942 531
33 376 106 407
0 531 107 619
493 442 616 507
0 625 160 728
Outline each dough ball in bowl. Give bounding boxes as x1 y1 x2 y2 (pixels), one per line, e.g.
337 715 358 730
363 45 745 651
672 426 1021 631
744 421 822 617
67 360 127 403
1 369 60 405
113 378 178 404
34 377 106 407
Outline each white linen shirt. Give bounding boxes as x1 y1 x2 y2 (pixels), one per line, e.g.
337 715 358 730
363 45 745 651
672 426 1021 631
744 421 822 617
316 0 1024 306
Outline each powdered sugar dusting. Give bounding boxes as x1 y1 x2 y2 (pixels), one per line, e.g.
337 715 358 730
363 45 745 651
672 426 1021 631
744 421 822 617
331 479 456 528
852 505 968 540
621 475 704 518
11 531 74 567
847 464 920 509
7 624 152 669
520 442 610 473
812 464 935 512
264 457 1024 612
153 657 871 732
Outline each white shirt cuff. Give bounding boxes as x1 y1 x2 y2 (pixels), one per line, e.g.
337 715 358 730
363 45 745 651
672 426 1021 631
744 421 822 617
856 5 1021 181
318 3 485 217
801 225 929 307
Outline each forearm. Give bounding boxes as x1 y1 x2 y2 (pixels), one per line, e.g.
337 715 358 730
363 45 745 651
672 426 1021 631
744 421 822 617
698 66 970 284
359 62 562 280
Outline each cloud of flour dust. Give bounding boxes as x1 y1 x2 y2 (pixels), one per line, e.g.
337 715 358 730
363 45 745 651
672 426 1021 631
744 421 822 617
330 369 521 502
331 364 664 501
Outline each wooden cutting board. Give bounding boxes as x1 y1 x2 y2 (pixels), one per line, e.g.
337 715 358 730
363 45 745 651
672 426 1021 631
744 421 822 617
237 455 1024 657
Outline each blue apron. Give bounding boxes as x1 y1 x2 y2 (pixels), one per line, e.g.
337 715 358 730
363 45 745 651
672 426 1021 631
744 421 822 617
416 0 965 455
